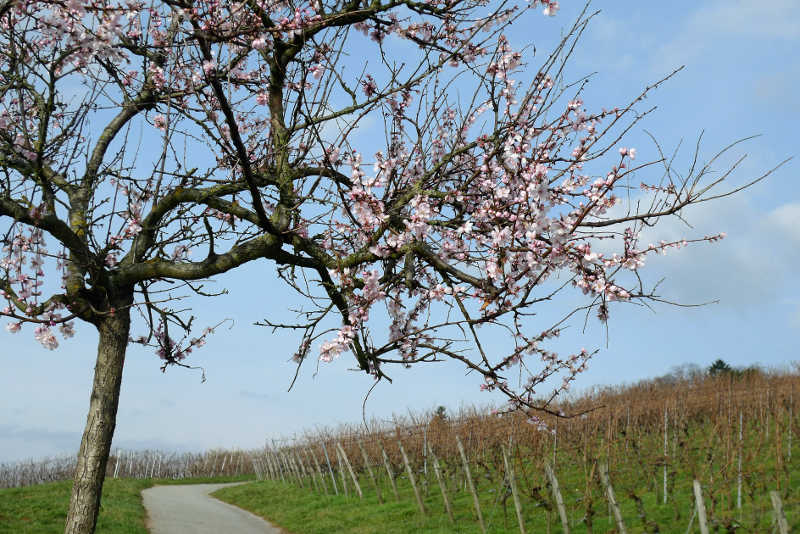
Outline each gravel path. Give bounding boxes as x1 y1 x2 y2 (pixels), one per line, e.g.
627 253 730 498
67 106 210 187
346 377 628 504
142 482 283 534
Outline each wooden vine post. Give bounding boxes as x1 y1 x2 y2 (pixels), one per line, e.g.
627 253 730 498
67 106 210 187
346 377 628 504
112 450 120 479
663 407 668 504
737 411 743 511
336 442 363 499
320 442 339 495
271 451 285 482
692 480 710 534
256 454 267 481
269 453 279 480
336 446 349 496
307 447 329 495
279 452 294 485
260 452 270 481
357 440 383 503
295 451 313 491
502 444 526 534
598 461 627 534
301 449 320 492
769 491 790 534
266 454 274 480
456 436 486 534
398 441 426 515
553 422 558 468
544 462 570 534
288 453 304 487
379 443 400 500
292 451 306 488
428 444 455 524
260 456 270 480
283 452 296 484
788 387 793 461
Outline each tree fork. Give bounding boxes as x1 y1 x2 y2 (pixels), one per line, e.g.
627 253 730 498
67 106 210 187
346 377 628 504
64 299 132 534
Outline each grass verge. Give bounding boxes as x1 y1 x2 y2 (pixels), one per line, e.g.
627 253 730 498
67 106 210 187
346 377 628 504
0 475 254 533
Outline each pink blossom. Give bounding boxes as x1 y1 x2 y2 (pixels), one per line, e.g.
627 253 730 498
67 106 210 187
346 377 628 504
148 64 166 89
5 322 22 334
542 1 559 16
361 75 377 97
34 325 58 350
361 269 384 302
153 114 167 131
171 245 190 261
319 325 355 362
526 415 554 434
309 64 324 80
325 147 341 165
59 321 75 339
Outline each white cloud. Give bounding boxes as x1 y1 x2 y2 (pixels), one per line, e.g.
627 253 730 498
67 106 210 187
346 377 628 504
588 179 797 313
654 0 800 73
690 0 800 40
766 202 800 246
574 12 655 76
632 196 798 307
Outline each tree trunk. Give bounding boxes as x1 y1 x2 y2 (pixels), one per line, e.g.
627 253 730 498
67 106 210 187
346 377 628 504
64 308 131 534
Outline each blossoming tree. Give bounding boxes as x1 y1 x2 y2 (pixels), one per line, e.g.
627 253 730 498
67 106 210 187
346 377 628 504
0 0 769 531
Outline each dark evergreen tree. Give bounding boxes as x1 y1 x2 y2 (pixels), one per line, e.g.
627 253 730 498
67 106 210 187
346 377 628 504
708 359 733 376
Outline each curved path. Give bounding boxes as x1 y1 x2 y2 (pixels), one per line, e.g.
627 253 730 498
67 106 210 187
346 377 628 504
142 482 283 534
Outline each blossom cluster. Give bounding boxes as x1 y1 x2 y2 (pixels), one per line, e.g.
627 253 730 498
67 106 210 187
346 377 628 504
1 224 74 349
0 0 736 411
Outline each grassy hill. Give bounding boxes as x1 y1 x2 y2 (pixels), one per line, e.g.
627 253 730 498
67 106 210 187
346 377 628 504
1 367 796 533
215 368 799 533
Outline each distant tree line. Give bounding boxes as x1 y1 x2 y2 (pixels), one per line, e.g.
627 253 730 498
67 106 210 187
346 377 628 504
651 359 767 384
706 358 766 379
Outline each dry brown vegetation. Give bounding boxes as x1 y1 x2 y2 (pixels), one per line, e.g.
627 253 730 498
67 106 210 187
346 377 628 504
0 449 255 489
254 366 799 532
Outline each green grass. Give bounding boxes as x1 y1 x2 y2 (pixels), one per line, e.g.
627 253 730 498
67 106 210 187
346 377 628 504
0 479 150 534
215 479 506 534
0 475 254 534
215 465 799 534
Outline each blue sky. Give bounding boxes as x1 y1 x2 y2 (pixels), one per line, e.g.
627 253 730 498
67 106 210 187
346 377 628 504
1 0 798 462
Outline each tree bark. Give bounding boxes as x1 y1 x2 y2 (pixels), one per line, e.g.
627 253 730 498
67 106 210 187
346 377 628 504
64 307 131 534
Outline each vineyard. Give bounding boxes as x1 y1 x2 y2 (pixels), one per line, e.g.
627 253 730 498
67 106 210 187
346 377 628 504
0 449 254 489
1 369 797 532
219 369 799 533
